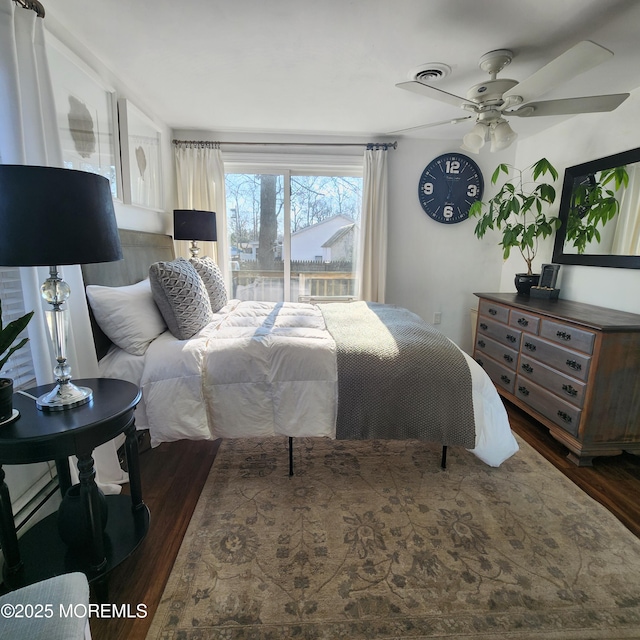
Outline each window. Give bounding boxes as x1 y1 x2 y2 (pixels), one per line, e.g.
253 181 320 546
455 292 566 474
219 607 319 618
0 267 36 389
226 167 363 303
0 267 54 525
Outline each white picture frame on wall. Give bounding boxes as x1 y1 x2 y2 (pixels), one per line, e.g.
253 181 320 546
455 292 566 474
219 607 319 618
46 35 122 200
118 99 163 211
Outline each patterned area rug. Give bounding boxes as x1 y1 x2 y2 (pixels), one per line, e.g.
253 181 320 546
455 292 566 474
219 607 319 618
146 436 640 639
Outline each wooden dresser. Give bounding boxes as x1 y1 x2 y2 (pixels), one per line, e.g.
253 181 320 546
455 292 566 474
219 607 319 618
473 292 640 465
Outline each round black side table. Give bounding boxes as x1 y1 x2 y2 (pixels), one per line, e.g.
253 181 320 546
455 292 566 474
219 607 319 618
0 378 148 597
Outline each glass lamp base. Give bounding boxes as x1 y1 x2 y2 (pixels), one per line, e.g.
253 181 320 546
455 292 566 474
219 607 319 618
37 382 93 412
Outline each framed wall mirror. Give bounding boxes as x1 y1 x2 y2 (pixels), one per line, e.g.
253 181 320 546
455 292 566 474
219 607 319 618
552 146 640 269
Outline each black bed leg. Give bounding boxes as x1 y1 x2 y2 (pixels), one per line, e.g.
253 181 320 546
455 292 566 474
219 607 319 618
289 437 294 476
441 445 447 470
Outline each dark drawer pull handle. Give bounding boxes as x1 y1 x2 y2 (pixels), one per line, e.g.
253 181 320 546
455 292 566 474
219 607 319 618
506 334 517 343
521 363 533 373
566 359 582 371
518 385 529 396
557 411 573 424
488 308 497 316
524 342 537 351
562 384 578 397
476 358 484 367
480 323 488 330
500 374 511 384
477 340 486 348
517 317 529 327
556 330 571 341
503 354 513 363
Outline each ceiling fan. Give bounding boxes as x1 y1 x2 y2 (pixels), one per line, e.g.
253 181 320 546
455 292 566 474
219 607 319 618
394 40 630 152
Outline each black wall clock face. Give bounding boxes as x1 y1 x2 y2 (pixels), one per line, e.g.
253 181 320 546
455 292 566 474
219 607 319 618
418 153 484 224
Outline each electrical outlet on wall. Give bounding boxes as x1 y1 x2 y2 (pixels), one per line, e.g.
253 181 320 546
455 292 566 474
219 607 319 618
433 312 442 324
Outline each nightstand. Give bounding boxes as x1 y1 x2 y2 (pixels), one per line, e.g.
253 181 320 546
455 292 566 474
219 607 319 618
0 378 148 598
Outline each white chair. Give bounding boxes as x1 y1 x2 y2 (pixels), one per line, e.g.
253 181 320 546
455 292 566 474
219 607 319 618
0 572 90 639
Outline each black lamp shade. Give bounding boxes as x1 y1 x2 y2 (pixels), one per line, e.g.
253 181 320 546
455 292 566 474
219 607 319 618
174 209 217 242
0 165 122 266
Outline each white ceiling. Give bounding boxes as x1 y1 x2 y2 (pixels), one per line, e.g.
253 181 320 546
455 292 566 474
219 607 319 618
45 0 640 142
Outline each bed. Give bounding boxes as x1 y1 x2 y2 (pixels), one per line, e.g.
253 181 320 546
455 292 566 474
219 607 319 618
82 230 518 468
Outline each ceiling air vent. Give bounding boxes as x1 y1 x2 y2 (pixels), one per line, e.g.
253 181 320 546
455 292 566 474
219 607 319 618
411 63 452 83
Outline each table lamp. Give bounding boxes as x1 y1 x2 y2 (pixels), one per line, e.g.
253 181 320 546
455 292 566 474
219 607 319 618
173 209 217 258
0 165 122 411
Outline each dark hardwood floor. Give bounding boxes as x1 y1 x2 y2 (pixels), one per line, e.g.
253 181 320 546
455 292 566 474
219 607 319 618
89 438 220 640
90 402 640 639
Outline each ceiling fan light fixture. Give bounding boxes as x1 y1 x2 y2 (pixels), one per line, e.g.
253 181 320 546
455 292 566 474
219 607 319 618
462 122 489 154
490 119 518 151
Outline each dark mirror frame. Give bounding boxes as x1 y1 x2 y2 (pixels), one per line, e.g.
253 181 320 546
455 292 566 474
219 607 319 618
552 146 640 269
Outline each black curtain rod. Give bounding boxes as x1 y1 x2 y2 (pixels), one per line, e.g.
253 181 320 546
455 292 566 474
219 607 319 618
172 139 397 150
12 0 45 17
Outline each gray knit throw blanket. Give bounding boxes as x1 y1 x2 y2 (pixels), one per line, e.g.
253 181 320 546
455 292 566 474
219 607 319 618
319 302 476 448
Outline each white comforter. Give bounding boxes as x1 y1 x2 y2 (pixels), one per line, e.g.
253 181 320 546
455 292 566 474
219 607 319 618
100 300 518 466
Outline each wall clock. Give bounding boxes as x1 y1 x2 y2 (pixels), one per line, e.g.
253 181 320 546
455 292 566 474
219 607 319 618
418 153 484 224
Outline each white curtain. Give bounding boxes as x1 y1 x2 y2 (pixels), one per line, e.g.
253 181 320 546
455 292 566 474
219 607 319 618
0 0 126 493
174 143 231 292
357 146 389 302
612 163 640 255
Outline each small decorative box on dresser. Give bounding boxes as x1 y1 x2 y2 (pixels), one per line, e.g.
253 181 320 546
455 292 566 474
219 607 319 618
473 293 640 466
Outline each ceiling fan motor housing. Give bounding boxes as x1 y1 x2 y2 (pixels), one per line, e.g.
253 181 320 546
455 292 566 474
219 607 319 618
467 78 519 105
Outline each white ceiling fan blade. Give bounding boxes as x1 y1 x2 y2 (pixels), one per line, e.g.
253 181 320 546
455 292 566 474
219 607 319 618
508 93 629 117
504 40 614 104
388 116 472 135
396 80 473 109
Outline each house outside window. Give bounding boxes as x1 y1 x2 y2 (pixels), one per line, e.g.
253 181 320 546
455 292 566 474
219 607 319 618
225 163 363 303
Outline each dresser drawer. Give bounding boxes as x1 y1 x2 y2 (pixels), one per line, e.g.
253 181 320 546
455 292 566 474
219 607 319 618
474 354 515 394
477 317 522 350
478 299 510 324
509 310 540 334
475 335 518 370
520 336 591 381
540 319 595 355
519 356 587 408
515 377 581 437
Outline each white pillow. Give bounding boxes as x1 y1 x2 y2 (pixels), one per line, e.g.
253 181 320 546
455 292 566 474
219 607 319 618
86 279 166 356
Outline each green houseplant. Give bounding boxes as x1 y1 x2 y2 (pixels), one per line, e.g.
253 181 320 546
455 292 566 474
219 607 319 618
469 158 561 295
0 298 34 422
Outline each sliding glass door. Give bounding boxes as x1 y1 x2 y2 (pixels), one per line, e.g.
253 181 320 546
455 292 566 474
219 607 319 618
225 168 362 303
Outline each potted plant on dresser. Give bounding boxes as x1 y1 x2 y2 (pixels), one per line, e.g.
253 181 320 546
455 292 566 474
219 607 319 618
469 158 561 295
0 299 33 423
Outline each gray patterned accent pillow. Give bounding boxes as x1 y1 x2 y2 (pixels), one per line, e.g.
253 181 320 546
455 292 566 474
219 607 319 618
149 258 214 339
189 257 228 313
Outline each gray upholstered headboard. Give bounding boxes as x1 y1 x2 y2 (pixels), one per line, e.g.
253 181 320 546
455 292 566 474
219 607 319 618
81 229 176 359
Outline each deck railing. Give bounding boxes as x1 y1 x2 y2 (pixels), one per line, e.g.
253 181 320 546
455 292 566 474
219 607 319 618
232 268 356 302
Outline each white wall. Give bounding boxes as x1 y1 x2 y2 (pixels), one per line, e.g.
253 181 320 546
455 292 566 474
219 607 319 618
502 88 640 315
45 15 174 236
386 139 517 353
